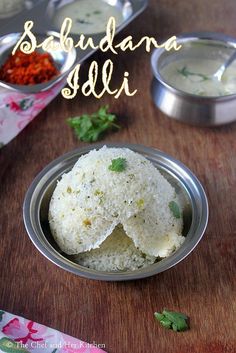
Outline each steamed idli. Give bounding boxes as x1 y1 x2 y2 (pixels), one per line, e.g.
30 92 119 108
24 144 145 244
49 146 185 269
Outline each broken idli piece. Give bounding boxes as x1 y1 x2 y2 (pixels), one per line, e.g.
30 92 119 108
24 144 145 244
123 195 184 258
49 171 117 254
73 225 156 271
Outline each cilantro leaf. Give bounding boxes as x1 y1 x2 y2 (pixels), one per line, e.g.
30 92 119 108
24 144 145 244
154 309 189 332
177 65 209 81
108 158 127 172
169 201 181 219
67 105 120 142
154 313 172 329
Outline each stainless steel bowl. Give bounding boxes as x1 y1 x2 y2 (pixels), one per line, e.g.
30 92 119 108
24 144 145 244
23 143 208 281
0 32 77 93
151 32 236 126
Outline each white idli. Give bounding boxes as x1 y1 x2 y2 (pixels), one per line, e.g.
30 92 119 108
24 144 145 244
49 146 185 266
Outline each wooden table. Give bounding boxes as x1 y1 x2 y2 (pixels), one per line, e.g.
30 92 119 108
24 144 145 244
0 0 236 352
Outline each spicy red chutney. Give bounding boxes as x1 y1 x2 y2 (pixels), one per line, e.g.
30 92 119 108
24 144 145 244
0 50 59 85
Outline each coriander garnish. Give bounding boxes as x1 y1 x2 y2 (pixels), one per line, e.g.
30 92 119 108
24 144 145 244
177 65 209 81
67 105 120 142
108 158 127 172
76 19 91 25
169 201 181 219
154 309 189 332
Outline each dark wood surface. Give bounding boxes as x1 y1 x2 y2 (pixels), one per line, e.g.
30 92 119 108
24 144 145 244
1 1 236 352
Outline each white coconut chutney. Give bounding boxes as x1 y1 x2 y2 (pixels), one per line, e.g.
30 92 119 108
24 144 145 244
53 0 124 34
160 58 236 97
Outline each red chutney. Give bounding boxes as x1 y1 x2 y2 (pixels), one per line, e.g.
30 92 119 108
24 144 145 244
0 50 59 85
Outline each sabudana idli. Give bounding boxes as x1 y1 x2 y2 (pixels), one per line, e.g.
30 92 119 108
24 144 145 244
49 146 185 270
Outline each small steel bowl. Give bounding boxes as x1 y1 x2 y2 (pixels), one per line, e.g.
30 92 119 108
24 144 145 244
151 32 236 126
23 143 208 281
0 32 77 94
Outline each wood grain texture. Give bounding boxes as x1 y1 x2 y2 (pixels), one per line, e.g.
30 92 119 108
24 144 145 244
0 0 236 352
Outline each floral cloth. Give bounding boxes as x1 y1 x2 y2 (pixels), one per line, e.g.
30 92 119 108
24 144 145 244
0 311 106 353
0 80 66 148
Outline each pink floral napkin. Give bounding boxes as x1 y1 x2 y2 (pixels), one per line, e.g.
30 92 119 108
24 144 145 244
0 310 106 353
0 80 66 148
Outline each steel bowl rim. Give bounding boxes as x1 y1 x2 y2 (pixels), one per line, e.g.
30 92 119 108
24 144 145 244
23 143 209 281
151 31 236 101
